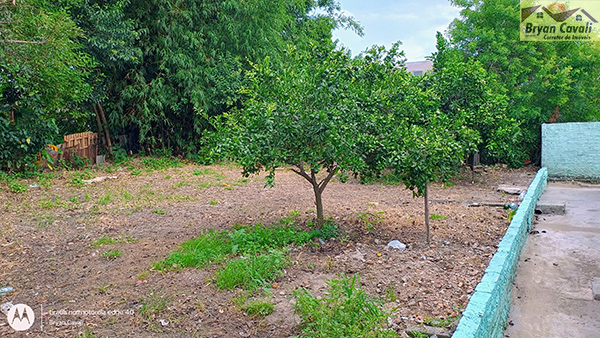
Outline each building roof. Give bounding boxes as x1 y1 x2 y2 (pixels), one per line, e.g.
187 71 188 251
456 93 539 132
405 60 433 76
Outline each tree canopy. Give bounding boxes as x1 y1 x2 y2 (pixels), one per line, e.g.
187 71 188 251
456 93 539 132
448 0 600 163
0 0 94 170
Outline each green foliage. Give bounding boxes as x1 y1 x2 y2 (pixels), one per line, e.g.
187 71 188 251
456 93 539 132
153 230 232 271
430 214 447 221
507 209 517 223
102 249 122 259
151 209 166 215
293 274 396 338
141 156 181 171
448 0 600 162
139 290 172 322
356 212 385 231
385 282 397 302
229 223 338 255
89 0 360 154
242 299 275 317
153 222 337 271
0 0 94 111
215 251 287 291
210 43 403 225
98 193 112 205
1 0 94 142
424 313 461 328
7 179 28 193
0 106 59 171
408 331 428 338
430 32 525 167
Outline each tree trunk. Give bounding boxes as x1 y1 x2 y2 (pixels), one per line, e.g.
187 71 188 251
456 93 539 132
313 182 324 227
96 103 112 154
424 182 430 244
290 164 337 228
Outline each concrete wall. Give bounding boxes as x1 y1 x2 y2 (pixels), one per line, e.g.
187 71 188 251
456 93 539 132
542 122 600 179
452 168 548 338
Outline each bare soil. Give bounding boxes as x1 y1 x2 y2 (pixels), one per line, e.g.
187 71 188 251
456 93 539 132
0 162 538 337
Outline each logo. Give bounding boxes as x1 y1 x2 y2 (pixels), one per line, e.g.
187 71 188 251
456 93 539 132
520 1 600 41
6 304 35 331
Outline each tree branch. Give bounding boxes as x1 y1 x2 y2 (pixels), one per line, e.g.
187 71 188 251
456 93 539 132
318 164 338 194
1 39 47 44
310 168 318 188
290 164 314 185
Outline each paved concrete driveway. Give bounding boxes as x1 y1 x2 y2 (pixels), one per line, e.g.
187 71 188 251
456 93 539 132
505 182 600 338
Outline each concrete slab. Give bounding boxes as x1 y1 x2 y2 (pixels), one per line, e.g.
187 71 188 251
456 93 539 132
505 182 600 337
535 203 566 215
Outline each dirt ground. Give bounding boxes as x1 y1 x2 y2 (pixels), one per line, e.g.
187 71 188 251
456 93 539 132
0 161 538 337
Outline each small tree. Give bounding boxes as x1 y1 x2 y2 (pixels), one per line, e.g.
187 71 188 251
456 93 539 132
386 117 474 244
210 44 403 226
382 75 478 244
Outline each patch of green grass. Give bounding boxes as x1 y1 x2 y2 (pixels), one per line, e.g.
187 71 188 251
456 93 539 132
102 249 123 259
430 213 447 221
243 299 275 317
293 274 396 338
76 326 97 338
35 214 55 228
71 177 85 188
37 172 55 188
192 169 205 176
153 231 232 271
229 222 338 255
153 222 338 271
173 180 190 188
39 197 63 210
139 290 172 322
423 313 461 328
8 180 28 193
92 234 137 248
215 251 288 291
151 209 166 215
97 282 112 294
120 189 134 201
141 156 181 170
280 210 301 226
233 178 250 186
98 193 112 205
131 168 142 176
230 290 253 307
208 200 218 205
442 181 455 188
356 212 385 231
408 331 429 338
167 194 196 202
69 196 80 203
385 282 397 302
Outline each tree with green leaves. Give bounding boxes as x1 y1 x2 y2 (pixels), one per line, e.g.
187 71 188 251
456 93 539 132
0 0 94 170
448 0 600 163
429 32 524 167
210 41 476 244
84 0 361 155
210 44 377 226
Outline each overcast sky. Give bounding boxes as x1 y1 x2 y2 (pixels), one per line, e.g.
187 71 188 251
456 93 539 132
332 0 462 61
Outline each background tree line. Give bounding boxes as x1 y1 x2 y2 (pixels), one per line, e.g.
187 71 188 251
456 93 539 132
1 0 599 172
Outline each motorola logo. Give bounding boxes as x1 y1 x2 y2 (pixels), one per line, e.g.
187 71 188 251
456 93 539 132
6 304 35 331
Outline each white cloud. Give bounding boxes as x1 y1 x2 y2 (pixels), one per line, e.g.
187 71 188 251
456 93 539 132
333 0 461 60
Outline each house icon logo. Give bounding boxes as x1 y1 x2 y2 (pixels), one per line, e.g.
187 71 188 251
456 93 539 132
520 1 600 41
6 303 35 331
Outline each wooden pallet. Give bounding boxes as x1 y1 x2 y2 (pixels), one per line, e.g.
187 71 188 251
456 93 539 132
63 132 99 164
